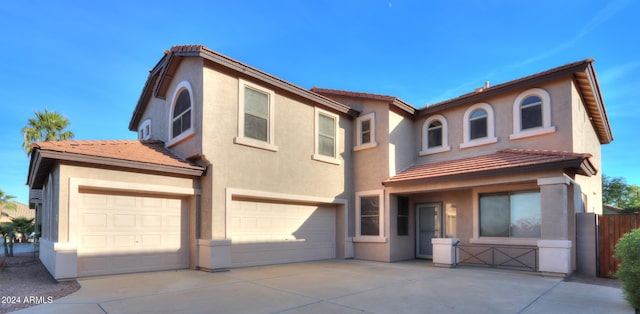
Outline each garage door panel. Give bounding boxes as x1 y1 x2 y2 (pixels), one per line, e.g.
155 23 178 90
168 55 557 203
77 192 188 277
230 200 336 267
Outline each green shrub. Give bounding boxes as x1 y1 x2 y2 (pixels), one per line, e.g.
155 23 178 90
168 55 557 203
614 228 640 310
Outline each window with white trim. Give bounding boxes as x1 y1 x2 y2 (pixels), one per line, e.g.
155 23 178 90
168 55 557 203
420 114 451 155
479 190 541 238
510 88 556 140
168 81 195 145
234 79 278 151
354 112 377 151
138 119 151 140
313 108 341 164
355 190 386 242
461 102 497 148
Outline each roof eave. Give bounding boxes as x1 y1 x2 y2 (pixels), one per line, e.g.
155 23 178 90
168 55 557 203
419 59 592 116
197 49 357 117
37 150 205 178
383 158 594 187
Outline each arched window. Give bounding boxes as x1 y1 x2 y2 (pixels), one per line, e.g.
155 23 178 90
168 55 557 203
510 88 555 140
461 103 497 148
427 121 443 148
469 109 488 140
172 89 191 138
420 114 451 155
168 81 195 145
520 96 542 130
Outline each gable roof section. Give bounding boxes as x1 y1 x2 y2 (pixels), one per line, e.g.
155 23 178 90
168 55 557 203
27 140 205 188
129 45 358 130
419 59 613 144
310 87 416 115
383 149 596 187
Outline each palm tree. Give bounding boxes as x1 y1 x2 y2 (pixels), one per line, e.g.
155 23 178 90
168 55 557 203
10 217 34 243
22 109 74 154
0 189 16 213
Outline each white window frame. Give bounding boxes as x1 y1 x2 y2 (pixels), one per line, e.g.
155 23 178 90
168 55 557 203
234 78 278 152
312 107 342 165
354 112 378 151
354 190 387 243
138 119 151 140
510 88 556 140
167 81 195 147
460 102 498 149
420 114 451 155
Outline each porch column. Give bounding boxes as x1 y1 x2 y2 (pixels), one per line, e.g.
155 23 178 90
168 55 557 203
537 176 572 275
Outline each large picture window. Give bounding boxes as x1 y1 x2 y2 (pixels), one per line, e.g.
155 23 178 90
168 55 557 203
479 191 541 238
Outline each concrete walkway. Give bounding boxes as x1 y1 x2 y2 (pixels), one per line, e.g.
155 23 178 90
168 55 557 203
14 260 633 314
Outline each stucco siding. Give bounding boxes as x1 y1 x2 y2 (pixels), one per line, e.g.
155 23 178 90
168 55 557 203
416 80 576 165
200 66 353 240
570 81 603 214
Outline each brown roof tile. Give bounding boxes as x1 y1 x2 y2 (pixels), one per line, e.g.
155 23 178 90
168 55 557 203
32 140 204 171
383 149 595 186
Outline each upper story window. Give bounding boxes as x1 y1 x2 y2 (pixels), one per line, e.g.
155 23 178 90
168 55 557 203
313 107 341 165
461 102 497 149
420 114 451 155
469 109 487 139
520 96 543 129
354 112 377 151
168 81 195 146
234 79 278 152
510 88 556 140
138 119 151 140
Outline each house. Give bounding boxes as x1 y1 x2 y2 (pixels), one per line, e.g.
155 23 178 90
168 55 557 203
26 45 612 280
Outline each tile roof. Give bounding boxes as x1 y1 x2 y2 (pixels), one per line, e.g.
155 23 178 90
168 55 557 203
383 149 596 186
311 87 416 114
31 140 204 172
0 202 34 222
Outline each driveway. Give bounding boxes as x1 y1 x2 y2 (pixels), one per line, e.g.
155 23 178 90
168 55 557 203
13 260 633 314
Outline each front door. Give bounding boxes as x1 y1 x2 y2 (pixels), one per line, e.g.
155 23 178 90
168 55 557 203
416 203 442 259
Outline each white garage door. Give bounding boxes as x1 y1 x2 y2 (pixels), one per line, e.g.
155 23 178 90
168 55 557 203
229 200 336 267
77 191 188 277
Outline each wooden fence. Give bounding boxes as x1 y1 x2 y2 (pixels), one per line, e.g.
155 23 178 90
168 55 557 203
598 214 640 278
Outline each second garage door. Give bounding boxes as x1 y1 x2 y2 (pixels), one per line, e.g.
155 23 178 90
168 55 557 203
76 191 188 277
229 200 336 267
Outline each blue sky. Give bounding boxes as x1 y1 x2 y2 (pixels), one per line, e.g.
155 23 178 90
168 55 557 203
1 0 639 204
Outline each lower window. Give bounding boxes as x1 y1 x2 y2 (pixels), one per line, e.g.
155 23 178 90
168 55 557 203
479 191 541 238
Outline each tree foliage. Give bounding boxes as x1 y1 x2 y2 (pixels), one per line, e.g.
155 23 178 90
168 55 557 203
602 174 640 209
10 217 34 243
0 189 16 212
614 229 640 309
21 109 74 154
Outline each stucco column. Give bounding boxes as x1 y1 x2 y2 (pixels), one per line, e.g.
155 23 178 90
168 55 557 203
537 176 570 240
537 176 573 275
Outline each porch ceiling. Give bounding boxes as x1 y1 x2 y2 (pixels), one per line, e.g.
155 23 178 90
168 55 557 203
383 149 596 187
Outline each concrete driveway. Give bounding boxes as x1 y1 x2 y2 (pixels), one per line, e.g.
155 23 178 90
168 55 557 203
14 260 633 314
